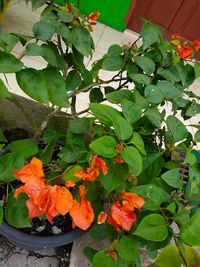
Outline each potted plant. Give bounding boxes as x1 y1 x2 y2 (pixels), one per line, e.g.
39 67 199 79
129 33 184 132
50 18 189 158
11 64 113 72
0 1 200 266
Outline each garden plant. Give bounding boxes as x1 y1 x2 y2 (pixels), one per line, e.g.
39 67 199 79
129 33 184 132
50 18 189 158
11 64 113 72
0 1 200 266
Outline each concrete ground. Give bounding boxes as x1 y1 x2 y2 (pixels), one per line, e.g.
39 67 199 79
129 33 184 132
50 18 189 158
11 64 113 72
0 1 200 267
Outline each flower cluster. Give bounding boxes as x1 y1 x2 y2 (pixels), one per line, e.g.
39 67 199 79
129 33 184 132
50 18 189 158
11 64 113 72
13 157 94 230
98 190 145 232
171 33 200 59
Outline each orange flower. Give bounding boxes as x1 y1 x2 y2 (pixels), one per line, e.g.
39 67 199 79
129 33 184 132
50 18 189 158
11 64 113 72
88 12 100 21
120 190 145 212
65 180 76 188
69 185 94 230
13 157 44 183
97 211 108 224
74 155 108 181
177 46 192 59
109 202 137 231
67 3 73 13
193 40 200 52
91 155 108 175
172 33 180 40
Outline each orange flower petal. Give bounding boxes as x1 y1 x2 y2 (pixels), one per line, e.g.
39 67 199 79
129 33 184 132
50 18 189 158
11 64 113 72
177 47 192 59
107 214 121 233
26 198 45 218
97 212 108 224
172 33 180 40
110 202 137 231
88 12 100 21
56 186 73 215
91 155 108 175
121 191 145 212
65 180 76 188
79 185 87 198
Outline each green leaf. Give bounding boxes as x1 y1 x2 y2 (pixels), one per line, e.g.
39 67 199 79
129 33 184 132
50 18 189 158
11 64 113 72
0 153 24 182
0 33 19 52
180 210 200 246
92 251 117 267
32 21 55 41
166 116 188 142
194 130 200 142
161 169 183 188
157 67 180 84
133 90 149 109
89 88 104 103
131 184 169 210
89 224 108 241
141 22 162 49
186 102 200 117
90 103 120 126
8 139 38 160
134 214 168 241
157 80 182 100
102 55 124 71
62 165 82 182
121 99 142 124
117 237 138 261
41 42 65 69
25 43 44 57
71 26 91 57
108 44 122 55
83 247 98 263
69 117 91 135
5 191 31 228
0 79 11 98
113 114 132 140
129 132 146 155
0 52 23 73
134 56 155 74
0 129 7 142
106 89 133 103
0 204 3 224
155 245 183 267
42 68 69 107
55 22 71 40
121 146 143 176
129 73 151 85
145 85 164 104
57 11 73 22
100 161 128 192
194 61 200 79
66 70 82 91
90 136 117 158
145 107 161 128
16 68 49 104
59 146 87 163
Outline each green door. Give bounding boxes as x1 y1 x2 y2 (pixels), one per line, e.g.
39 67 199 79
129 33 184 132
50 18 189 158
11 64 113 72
55 0 131 31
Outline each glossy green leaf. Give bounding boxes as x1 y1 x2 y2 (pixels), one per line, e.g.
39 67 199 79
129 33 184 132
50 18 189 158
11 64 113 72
129 132 146 155
117 237 138 261
134 214 168 241
129 73 151 85
83 247 98 263
0 79 11 98
121 146 143 176
100 161 128 192
108 44 122 55
102 55 124 71
5 191 31 228
62 165 82 182
90 136 117 158
145 85 164 104
113 114 132 140
145 107 161 128
89 224 108 241
106 89 133 103
131 184 169 210
16 68 49 104
41 42 65 69
155 245 183 267
166 116 188 142
32 21 55 41
133 90 149 109
90 103 120 126
69 117 91 135
25 43 44 57
92 251 117 267
0 52 23 73
89 88 104 103
42 68 69 107
57 11 73 22
121 99 142 124
8 139 38 160
141 22 162 49
157 67 180 84
186 102 200 117
161 169 183 188
180 210 200 246
134 56 155 74
157 80 182 100
66 70 82 91
194 130 200 142
71 26 91 57
194 61 200 79
0 33 19 52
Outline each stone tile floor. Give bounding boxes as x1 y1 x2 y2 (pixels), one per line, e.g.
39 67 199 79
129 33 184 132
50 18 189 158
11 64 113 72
0 1 200 266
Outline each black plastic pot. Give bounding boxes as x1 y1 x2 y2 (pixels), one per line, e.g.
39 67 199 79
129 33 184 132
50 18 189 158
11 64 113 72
0 145 85 251
0 221 84 251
